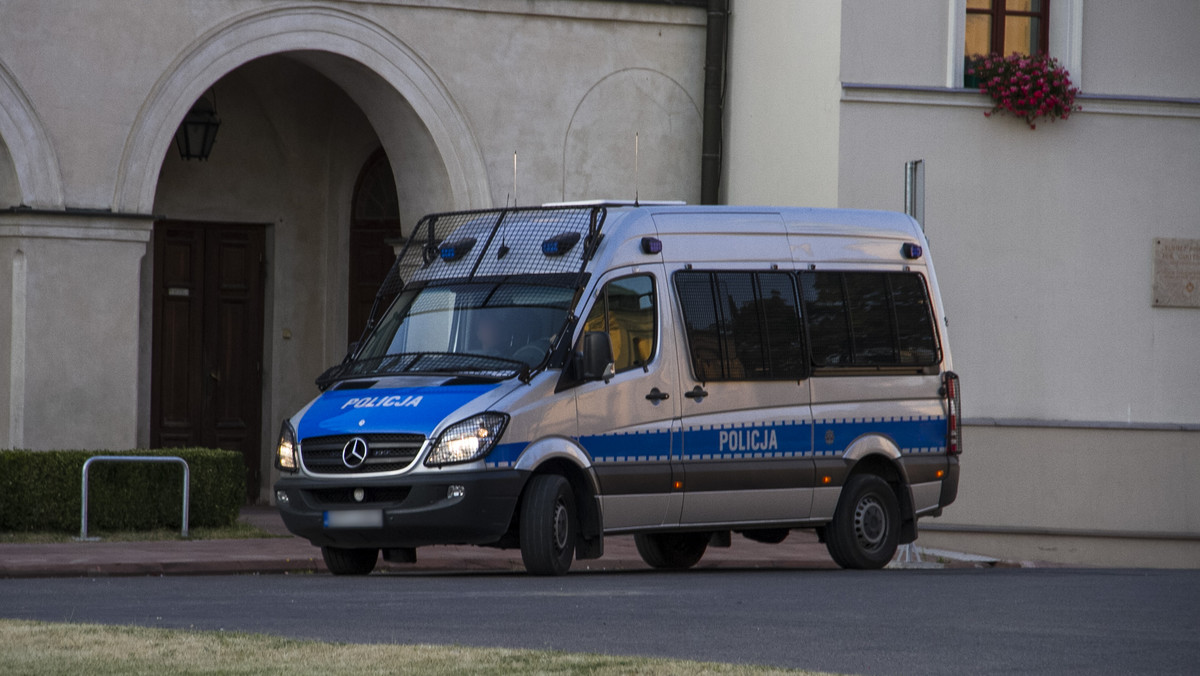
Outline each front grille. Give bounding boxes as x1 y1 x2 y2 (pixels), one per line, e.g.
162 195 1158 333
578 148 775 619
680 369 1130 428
300 433 426 474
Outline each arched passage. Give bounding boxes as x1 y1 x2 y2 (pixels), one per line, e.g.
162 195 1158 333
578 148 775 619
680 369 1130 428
132 7 491 501
114 5 490 216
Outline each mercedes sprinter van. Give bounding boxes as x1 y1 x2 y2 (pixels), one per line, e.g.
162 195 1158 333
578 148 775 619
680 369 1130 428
273 202 961 575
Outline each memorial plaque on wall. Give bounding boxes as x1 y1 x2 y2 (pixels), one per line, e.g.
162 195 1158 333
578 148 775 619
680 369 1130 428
1153 238 1200 308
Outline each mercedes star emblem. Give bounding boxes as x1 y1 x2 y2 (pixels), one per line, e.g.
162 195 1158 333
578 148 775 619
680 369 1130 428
342 437 369 468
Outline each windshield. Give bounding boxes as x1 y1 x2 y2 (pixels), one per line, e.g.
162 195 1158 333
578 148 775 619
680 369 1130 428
353 280 576 374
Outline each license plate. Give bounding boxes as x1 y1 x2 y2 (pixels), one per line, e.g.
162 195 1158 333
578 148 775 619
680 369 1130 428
323 509 383 529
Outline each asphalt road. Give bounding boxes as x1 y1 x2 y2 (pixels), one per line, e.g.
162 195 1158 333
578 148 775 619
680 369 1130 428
2 567 1198 675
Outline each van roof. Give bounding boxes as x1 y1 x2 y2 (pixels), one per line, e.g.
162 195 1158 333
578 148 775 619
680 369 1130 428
600 203 924 239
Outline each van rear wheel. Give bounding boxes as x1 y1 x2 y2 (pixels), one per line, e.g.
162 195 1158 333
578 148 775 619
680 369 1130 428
519 474 577 576
321 546 378 575
634 532 709 570
825 474 900 569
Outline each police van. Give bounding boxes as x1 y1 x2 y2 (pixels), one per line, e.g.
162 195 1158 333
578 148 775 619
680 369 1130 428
273 202 961 575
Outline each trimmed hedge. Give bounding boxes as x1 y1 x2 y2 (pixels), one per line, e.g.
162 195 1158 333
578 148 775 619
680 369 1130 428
0 448 245 532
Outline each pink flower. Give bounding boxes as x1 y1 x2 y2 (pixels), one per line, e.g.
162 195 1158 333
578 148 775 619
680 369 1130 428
969 52 1080 129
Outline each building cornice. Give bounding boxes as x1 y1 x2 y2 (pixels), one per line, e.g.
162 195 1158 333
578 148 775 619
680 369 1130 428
842 83 1200 120
0 207 155 243
964 417 1200 432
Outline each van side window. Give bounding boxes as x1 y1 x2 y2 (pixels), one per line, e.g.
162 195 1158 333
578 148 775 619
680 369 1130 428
583 275 656 373
674 271 806 381
798 271 940 368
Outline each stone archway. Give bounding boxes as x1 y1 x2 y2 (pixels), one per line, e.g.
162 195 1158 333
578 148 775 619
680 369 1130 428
0 60 63 209
126 7 492 501
113 5 490 217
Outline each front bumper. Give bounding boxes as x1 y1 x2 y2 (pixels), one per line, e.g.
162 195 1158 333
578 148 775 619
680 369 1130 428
274 469 528 549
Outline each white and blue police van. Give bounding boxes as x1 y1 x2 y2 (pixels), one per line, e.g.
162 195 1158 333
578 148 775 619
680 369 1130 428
273 202 962 575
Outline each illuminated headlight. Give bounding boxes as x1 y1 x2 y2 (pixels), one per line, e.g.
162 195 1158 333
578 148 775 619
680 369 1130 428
275 419 299 473
424 413 509 467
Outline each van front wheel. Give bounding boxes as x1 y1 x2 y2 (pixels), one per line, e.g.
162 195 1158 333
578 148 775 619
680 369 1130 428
519 474 577 576
321 546 378 575
634 532 709 570
825 474 900 569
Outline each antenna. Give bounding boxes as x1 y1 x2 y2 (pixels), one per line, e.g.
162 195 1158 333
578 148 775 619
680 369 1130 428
634 132 640 207
498 151 515 259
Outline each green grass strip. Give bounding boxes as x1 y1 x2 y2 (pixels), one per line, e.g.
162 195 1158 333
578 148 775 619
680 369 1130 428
0 619 837 675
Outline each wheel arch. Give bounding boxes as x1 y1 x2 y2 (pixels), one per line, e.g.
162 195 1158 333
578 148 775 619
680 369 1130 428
844 442 918 545
511 437 604 559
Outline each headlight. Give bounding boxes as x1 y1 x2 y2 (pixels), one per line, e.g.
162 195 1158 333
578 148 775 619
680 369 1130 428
424 413 509 467
275 419 299 472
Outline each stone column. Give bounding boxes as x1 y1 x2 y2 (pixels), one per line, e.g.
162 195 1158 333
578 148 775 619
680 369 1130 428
0 209 152 450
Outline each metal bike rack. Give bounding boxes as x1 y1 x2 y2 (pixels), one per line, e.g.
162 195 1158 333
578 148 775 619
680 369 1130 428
79 456 190 541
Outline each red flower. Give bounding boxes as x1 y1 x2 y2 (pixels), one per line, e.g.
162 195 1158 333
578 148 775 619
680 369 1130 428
967 52 1081 129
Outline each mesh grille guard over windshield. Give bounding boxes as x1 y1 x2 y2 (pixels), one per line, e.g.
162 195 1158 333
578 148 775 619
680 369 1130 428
317 206 607 389
385 205 605 294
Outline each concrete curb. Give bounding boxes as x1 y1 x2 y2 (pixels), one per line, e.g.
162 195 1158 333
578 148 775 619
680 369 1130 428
0 507 1029 578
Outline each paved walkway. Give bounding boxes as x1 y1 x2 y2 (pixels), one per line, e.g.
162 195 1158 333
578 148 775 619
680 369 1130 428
0 507 851 578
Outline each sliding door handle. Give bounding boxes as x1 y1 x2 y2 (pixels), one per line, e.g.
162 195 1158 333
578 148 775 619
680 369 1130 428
645 388 670 402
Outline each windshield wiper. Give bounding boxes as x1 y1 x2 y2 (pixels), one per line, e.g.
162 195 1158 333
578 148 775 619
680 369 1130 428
315 352 526 390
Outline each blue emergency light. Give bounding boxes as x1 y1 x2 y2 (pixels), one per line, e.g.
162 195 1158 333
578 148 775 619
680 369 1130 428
439 237 476 261
902 242 923 259
541 232 581 257
641 237 662 255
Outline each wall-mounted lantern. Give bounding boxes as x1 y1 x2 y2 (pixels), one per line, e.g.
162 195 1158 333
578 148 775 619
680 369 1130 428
174 90 221 161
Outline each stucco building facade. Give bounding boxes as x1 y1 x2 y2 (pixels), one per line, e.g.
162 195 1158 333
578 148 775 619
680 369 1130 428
3 1 1196 568
723 0 1199 567
0 0 707 499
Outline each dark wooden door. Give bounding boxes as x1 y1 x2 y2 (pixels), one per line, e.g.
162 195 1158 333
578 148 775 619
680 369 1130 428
348 149 401 347
151 221 266 501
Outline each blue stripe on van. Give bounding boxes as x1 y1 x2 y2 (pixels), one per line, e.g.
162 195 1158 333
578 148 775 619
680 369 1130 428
481 415 946 469
483 442 528 469
582 429 673 464
815 416 947 456
681 420 812 461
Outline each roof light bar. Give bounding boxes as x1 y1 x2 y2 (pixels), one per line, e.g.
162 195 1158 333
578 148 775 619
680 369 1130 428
439 237 476 262
541 232 580 257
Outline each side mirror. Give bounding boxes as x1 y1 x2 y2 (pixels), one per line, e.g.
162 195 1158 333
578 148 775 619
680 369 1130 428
580 331 616 383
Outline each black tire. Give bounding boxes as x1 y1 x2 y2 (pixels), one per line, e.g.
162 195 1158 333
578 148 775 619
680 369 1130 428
519 474 577 576
321 546 379 575
825 474 901 569
634 532 709 570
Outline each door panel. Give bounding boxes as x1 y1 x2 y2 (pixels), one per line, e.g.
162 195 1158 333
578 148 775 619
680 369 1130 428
677 388 814 524
152 222 265 501
573 268 682 531
670 267 815 525
154 227 205 446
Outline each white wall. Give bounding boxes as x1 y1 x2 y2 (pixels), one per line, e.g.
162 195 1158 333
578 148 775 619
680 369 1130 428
723 0 842 207
840 0 948 87
1082 0 1200 98
837 96 1200 424
724 0 1200 564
